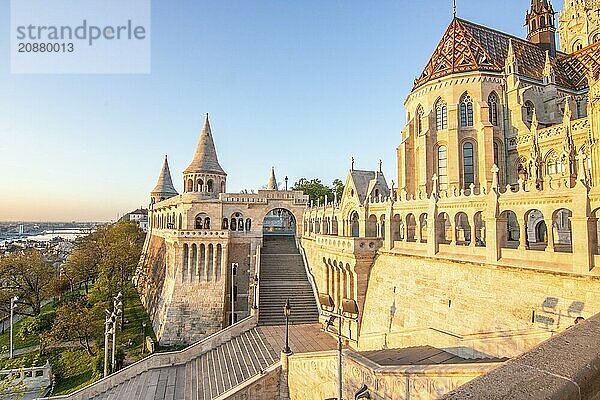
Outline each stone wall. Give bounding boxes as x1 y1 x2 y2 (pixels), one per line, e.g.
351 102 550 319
357 251 600 356
286 350 499 400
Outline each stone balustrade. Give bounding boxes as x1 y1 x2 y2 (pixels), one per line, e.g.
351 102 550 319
0 362 52 397
314 235 383 255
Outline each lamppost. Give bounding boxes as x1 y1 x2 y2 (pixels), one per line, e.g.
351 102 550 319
9 296 18 359
251 274 259 310
283 299 291 354
141 322 147 355
231 263 238 326
104 292 123 377
319 294 359 400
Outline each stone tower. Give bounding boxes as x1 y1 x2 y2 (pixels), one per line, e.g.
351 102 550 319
558 0 600 53
151 155 178 204
266 167 278 190
183 114 227 197
526 0 557 56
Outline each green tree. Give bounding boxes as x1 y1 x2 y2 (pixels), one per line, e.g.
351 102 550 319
51 300 98 356
292 178 344 204
63 232 103 294
0 249 57 316
91 222 144 329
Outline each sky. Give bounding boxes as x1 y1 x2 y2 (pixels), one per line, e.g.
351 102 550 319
0 0 541 222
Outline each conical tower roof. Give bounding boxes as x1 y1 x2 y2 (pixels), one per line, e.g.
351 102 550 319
184 114 226 175
266 167 278 190
152 155 178 195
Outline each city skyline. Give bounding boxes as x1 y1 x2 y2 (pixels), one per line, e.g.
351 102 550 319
1 0 535 221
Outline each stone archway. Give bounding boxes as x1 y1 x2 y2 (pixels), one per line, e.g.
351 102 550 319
263 208 297 236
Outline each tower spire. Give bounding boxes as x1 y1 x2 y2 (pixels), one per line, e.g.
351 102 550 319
184 113 226 175
453 0 457 18
151 155 178 204
526 0 556 56
266 167 279 190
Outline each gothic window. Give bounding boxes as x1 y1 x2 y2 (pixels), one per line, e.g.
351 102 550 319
437 145 448 191
222 218 228 229
576 98 582 118
463 142 475 188
460 93 474 127
573 40 583 52
416 105 424 135
540 16 546 27
594 33 600 43
546 152 564 175
531 19 537 31
488 92 499 126
525 101 535 120
435 98 448 130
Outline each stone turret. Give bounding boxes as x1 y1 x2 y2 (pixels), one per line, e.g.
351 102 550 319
266 167 278 190
183 114 227 197
151 155 178 204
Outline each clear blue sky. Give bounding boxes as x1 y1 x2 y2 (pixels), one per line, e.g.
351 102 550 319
0 0 539 221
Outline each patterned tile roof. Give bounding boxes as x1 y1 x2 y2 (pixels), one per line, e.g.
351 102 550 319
413 18 596 91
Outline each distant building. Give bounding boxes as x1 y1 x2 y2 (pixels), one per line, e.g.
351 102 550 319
129 208 149 232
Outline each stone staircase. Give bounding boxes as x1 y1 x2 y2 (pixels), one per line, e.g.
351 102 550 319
90 327 278 400
50 236 325 400
258 235 320 325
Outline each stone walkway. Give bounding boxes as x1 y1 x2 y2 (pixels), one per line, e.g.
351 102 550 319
258 323 337 354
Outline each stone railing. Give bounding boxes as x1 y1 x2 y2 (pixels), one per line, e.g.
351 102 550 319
152 228 231 240
213 363 281 400
287 349 501 400
314 235 383 255
0 362 52 397
47 315 258 400
221 190 308 205
441 312 600 399
296 238 323 314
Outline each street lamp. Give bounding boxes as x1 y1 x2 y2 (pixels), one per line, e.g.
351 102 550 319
283 299 291 354
112 292 123 372
141 322 147 355
104 292 123 377
9 296 18 359
231 263 238 326
319 294 359 400
251 275 259 310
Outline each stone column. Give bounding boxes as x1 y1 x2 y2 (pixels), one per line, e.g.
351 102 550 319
384 212 393 250
545 219 555 253
519 219 528 250
279 351 291 400
470 219 477 247
222 245 229 283
205 247 211 281
213 247 219 281
571 216 593 274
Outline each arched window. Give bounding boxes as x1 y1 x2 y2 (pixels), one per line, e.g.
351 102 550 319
488 92 499 126
221 181 226 193
230 218 237 231
222 218 229 229
178 214 182 229
207 180 214 192
238 218 244 231
460 93 474 127
416 105 424 135
204 218 210 229
573 40 583 52
187 179 194 192
594 33 600 43
197 179 204 192
437 145 448 191
245 218 252 231
463 142 475 188
525 101 535 120
531 19 537 31
435 99 448 130
540 16 546 27
195 215 204 229
546 152 564 175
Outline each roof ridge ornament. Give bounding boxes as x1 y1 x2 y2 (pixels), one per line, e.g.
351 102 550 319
453 0 457 18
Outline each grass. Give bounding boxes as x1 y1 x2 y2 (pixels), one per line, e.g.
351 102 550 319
0 282 157 396
0 302 56 352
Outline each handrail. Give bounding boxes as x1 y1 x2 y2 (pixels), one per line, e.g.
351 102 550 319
296 237 322 312
47 314 258 400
